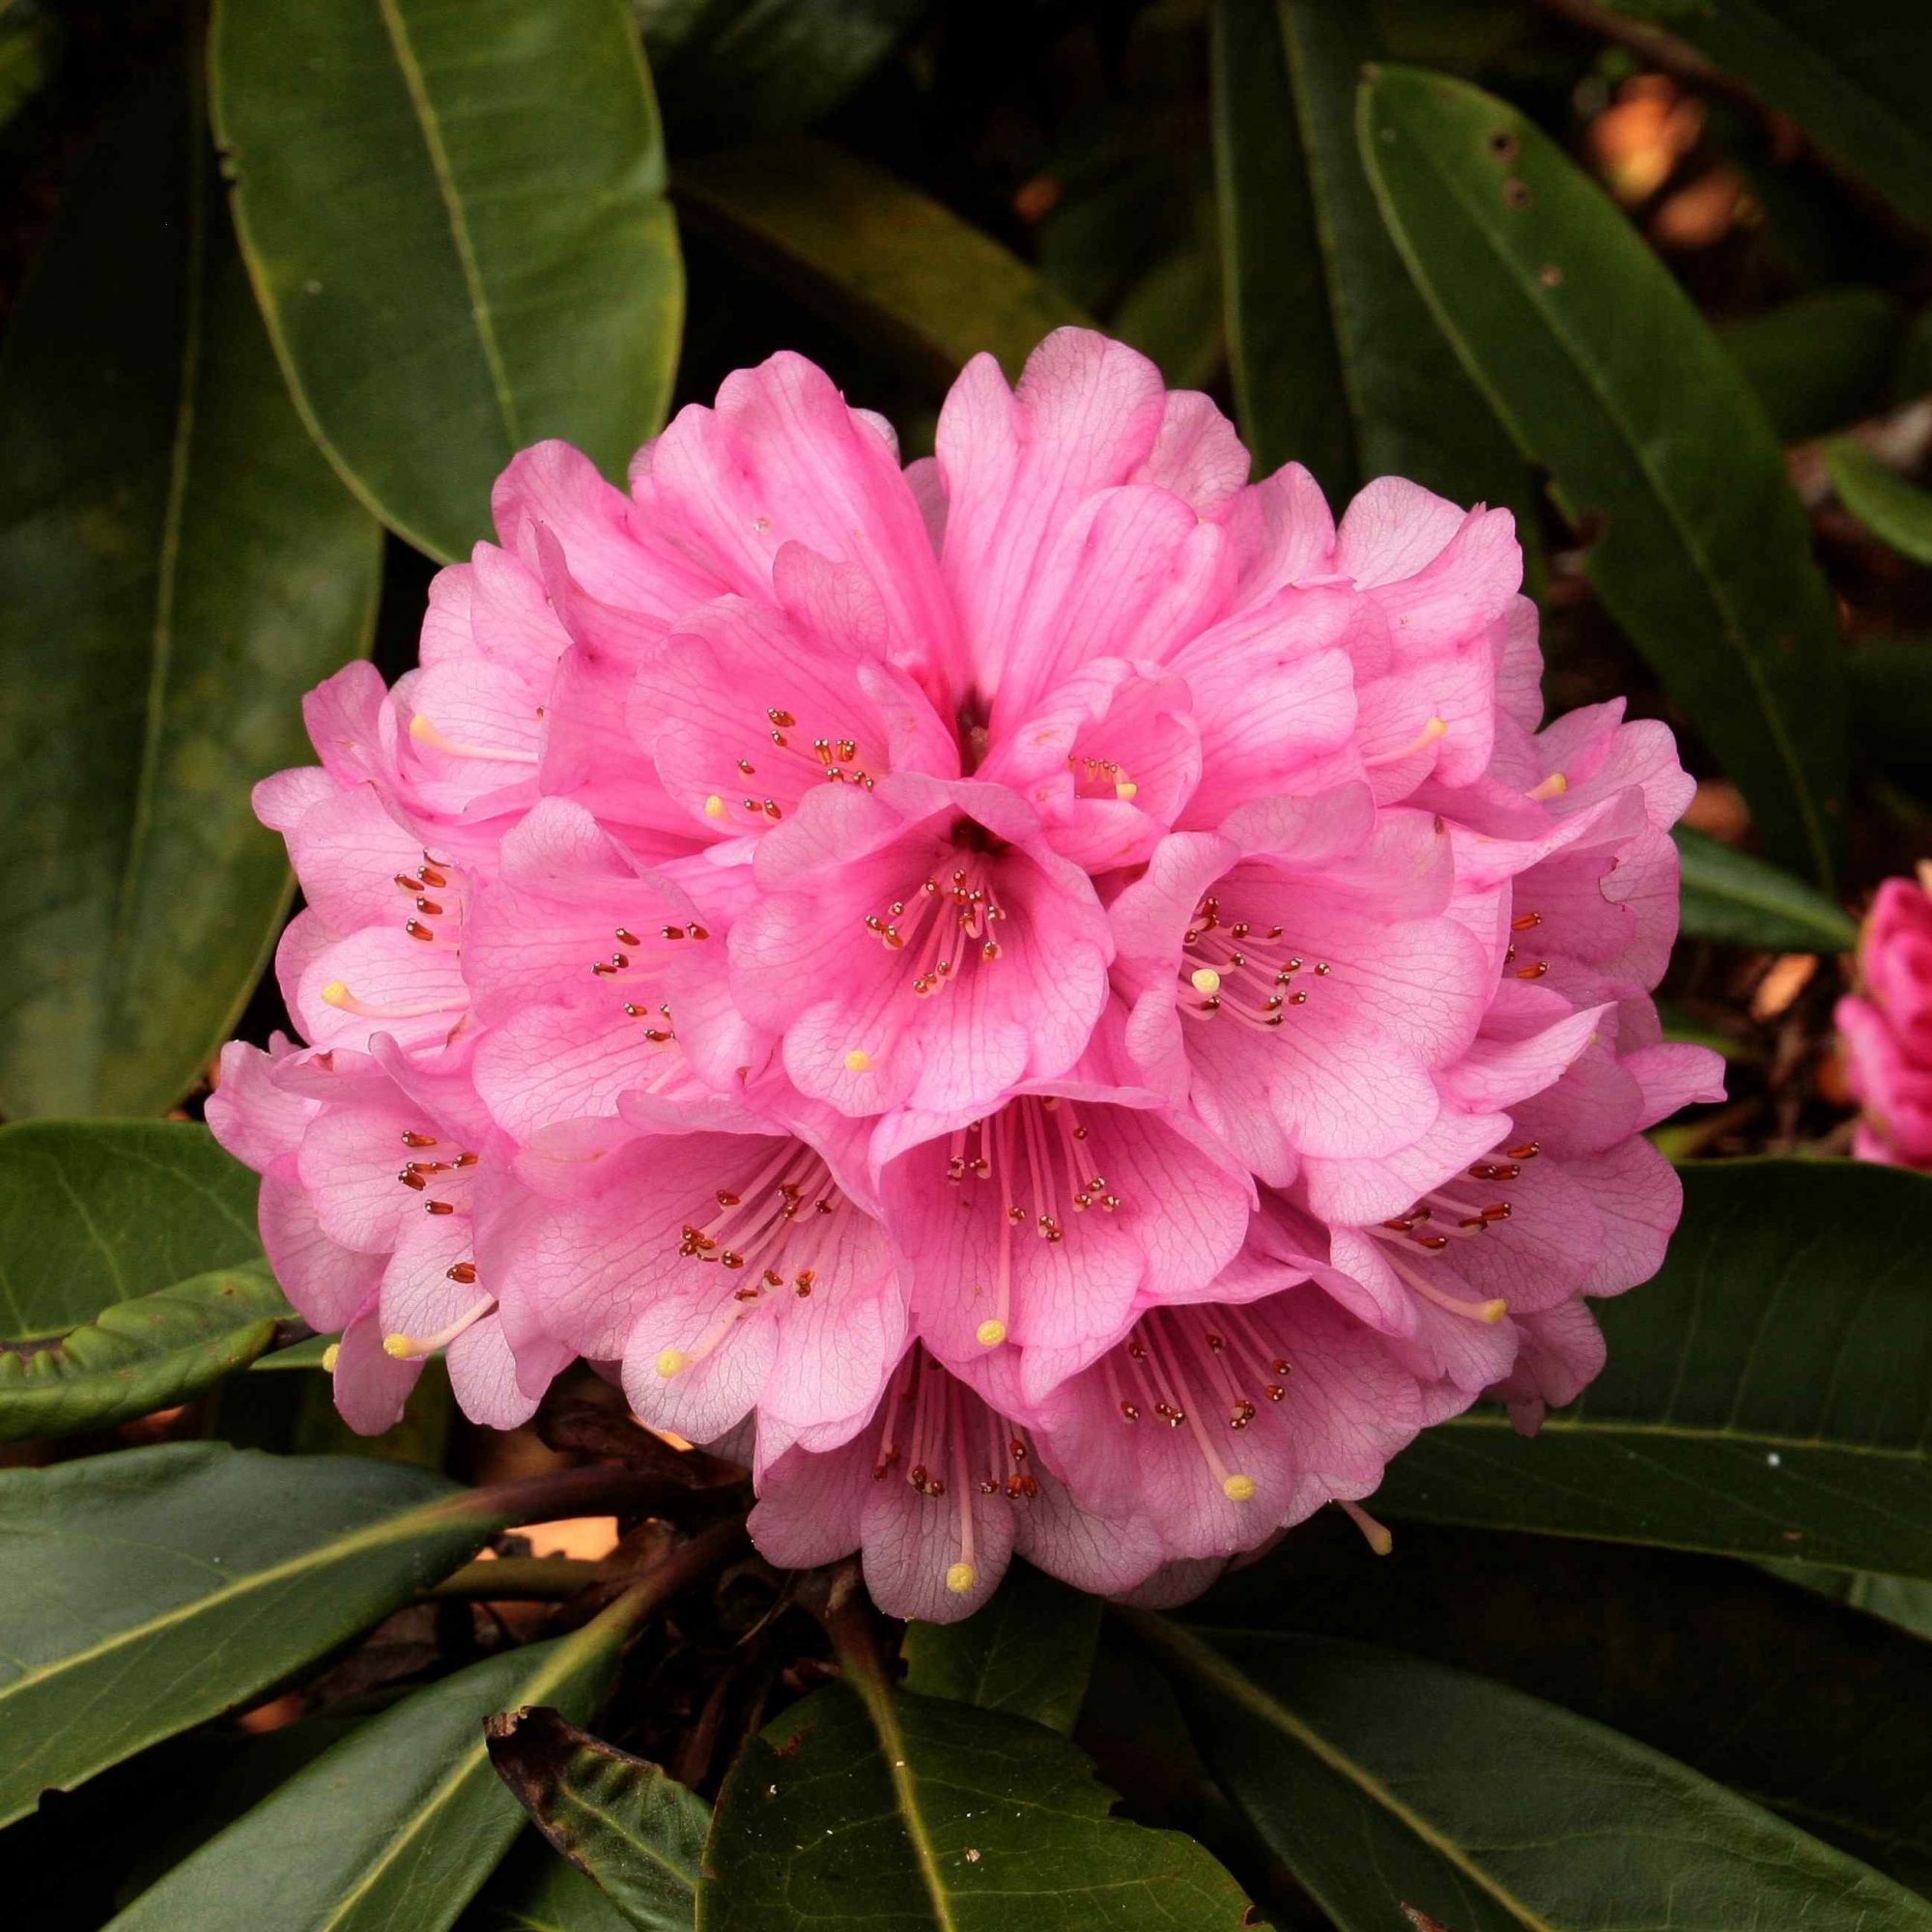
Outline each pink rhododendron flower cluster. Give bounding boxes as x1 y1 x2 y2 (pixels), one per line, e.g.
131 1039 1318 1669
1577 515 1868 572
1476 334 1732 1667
1836 870 1932 1168
210 330 1723 1620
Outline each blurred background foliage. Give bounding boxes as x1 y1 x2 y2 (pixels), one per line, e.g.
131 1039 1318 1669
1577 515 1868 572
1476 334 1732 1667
4 1 1932 1928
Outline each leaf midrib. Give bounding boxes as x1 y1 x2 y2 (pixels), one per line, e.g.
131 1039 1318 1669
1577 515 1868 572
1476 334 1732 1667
1442 1409 1930 1460
372 0 520 447
1366 74 1833 884
1156 1620 1559 1932
847 1678 960 1932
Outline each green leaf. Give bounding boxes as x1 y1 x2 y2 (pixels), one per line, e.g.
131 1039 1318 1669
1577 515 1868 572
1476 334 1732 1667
1359 65 1847 886
0 1120 262 1342
644 0 924 147
1826 438 1932 566
675 138 1092 389
899 1560 1101 1737
1620 0 1932 241
1719 288 1904 441
698 1677 1256 1930
1374 1158 1932 1577
1133 1617 1932 1932
1196 1515 1932 1892
107 1600 643 1932
0 1261 290 1443
1674 826 1858 952
488 1707 706 1930
0 71 381 1119
210 0 683 562
1212 0 1533 517
462 1839 637 1932
0 1441 502 1826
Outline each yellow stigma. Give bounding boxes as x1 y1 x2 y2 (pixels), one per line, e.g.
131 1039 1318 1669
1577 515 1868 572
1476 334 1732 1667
703 794 725 820
1222 1473 1258 1503
656 1348 687 1378
320 1343 341 1374
320 980 352 1009
1526 769 1568 802
843 1048 872 1073
1190 967 1222 997
408 712 438 744
976 1318 1008 1348
1115 779 1138 801
1472 1297 1509 1324
381 1333 413 1360
945 1561 977 1595
1418 716 1448 744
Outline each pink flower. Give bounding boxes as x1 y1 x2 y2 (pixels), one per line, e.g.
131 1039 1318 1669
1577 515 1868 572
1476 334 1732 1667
216 327 1721 1619
1838 872 1932 1166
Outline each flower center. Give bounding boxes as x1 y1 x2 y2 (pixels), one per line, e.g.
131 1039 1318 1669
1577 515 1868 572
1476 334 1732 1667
1179 894 1329 1030
653 1141 846 1380
1362 1140 1542 1322
1103 1306 1291 1502
864 863 1006 1000
945 1095 1121 1348
871 1349 1038 1596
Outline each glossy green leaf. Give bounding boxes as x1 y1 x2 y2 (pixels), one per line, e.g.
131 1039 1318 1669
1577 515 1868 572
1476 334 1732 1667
643 0 924 147
1719 288 1904 441
108 1601 642 1932
0 1121 262 1342
0 1261 289 1442
1619 0 1932 240
1135 1618 1932 1932
1212 0 1533 516
900 1560 1101 1737
1674 826 1858 952
462 1839 636 1932
0 1441 501 1826
1375 1159 1932 1577
1827 438 1932 566
1197 1515 1932 1892
698 1676 1255 1929
211 0 683 562
488 1708 706 1930
0 72 381 1119
1359 65 1847 885
675 139 1091 388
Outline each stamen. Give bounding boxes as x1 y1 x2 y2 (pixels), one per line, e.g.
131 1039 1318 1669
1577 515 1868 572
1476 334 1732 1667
408 714 538 764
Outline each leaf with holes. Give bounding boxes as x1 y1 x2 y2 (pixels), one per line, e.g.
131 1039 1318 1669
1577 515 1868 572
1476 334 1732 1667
0 69 381 1119
675 139 1091 390
211 0 682 561
488 1708 707 1931
0 1441 505 1827
108 1601 645 1932
1359 65 1847 886
1374 1159 1932 1577
697 1671 1255 1930
1133 1618 1932 1932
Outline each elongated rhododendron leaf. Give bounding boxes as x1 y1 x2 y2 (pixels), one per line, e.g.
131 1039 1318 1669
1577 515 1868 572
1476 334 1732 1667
1135 1619 1932 1932
1674 828 1859 952
0 1442 503 1826
0 68 380 1120
675 139 1091 385
1375 1160 1932 1575
107 1602 642 1932
1359 65 1846 886
211 0 682 561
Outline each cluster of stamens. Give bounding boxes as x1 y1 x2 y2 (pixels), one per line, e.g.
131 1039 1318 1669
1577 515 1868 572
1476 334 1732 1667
944 1096 1120 1348
1363 1142 1541 1322
394 1127 477 1218
1505 908 1548 980
1179 894 1326 1028
654 1144 845 1381
703 706 879 824
373 1128 495 1363
392 851 452 944
865 867 1006 998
